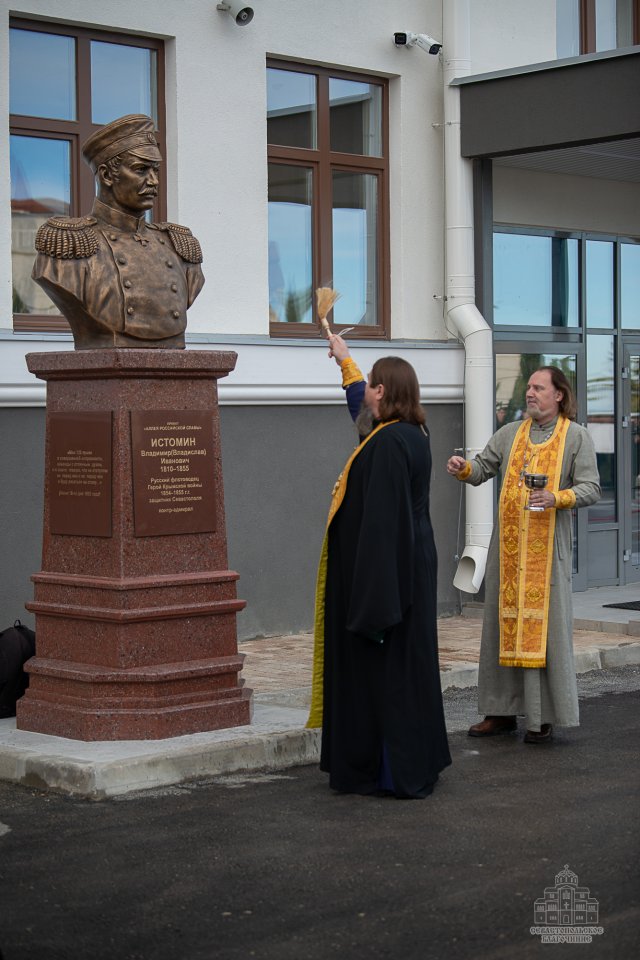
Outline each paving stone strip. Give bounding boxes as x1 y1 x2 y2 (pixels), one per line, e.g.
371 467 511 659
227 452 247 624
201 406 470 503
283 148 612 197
240 616 638 695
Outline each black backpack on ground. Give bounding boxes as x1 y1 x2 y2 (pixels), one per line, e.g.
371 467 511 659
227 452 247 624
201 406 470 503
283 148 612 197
0 620 36 718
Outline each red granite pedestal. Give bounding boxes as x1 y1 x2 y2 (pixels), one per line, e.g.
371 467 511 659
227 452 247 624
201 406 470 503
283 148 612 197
17 349 252 741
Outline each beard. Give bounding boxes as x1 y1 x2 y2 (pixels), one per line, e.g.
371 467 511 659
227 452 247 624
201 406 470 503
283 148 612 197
355 403 375 437
526 406 541 420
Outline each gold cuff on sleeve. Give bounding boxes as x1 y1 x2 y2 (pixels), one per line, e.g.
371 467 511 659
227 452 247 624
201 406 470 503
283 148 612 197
340 357 364 388
457 461 472 481
554 489 577 509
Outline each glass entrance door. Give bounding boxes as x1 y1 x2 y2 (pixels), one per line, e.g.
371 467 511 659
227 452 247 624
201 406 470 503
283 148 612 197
622 344 640 584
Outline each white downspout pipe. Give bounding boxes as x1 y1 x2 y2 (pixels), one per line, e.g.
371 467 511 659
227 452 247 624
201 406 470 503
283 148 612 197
442 0 494 593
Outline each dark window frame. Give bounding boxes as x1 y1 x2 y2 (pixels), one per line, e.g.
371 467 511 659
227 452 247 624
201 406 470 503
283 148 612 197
10 18 166 333
267 59 390 340
579 0 640 53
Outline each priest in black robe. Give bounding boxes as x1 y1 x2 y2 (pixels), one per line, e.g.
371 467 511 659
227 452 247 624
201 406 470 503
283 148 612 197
307 345 451 798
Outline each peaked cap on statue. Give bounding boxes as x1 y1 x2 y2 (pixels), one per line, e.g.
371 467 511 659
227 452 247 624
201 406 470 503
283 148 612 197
82 114 163 172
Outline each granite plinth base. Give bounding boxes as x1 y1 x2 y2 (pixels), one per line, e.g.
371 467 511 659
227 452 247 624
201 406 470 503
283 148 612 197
17 658 253 741
26 570 244 667
20 349 252 741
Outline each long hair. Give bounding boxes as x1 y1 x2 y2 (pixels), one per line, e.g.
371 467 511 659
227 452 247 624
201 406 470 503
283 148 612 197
370 356 425 426
538 366 577 421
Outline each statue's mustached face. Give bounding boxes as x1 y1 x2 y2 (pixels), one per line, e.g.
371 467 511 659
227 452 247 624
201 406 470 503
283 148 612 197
103 153 160 215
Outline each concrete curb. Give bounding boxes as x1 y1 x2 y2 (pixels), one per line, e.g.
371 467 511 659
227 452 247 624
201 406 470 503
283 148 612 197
599 642 640 668
574 617 640 635
1 645 638 799
0 704 320 800
574 641 640 673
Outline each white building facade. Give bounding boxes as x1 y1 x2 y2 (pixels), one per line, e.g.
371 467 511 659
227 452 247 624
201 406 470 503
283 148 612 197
1 1 638 637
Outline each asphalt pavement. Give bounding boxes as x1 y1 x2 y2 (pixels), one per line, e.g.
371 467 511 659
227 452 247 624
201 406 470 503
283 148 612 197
0 665 638 960
2 611 639 799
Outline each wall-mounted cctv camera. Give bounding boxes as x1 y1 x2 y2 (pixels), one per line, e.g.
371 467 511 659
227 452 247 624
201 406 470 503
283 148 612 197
394 32 442 55
217 1 254 26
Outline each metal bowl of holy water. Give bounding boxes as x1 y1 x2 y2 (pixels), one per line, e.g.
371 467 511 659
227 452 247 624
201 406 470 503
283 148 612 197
523 473 549 511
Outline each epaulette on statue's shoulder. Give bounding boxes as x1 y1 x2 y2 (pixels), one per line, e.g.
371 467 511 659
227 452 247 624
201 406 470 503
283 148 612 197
152 222 203 264
35 216 99 259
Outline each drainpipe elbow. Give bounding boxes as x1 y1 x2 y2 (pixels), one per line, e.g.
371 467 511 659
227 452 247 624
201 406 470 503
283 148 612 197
453 544 488 594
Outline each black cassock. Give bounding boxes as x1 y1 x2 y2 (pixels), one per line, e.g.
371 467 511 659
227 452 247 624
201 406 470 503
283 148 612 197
320 420 451 798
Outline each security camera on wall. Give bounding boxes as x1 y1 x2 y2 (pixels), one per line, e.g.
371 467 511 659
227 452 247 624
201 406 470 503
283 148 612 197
394 32 442 55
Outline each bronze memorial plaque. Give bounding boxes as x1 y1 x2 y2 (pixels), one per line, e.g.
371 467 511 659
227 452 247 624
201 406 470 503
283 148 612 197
49 412 113 537
130 411 217 537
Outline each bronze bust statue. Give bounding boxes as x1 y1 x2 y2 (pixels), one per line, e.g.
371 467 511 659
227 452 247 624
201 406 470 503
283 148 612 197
32 114 205 349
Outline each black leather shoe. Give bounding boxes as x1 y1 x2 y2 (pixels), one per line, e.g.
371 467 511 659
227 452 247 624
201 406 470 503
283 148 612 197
468 715 517 737
524 724 553 744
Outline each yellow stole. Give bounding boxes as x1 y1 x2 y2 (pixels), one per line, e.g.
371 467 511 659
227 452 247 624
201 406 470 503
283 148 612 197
499 415 570 669
306 420 399 728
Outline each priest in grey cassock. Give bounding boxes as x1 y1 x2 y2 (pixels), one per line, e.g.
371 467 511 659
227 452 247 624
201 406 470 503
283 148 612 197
447 367 600 744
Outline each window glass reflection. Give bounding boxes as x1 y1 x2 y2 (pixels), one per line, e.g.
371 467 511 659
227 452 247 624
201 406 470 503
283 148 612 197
91 42 157 124
621 243 640 329
11 135 70 315
329 79 382 157
587 335 616 523
614 0 635 46
556 0 633 55
586 240 614 328
556 0 580 58
495 353 576 429
493 233 578 327
10 28 75 120
629 355 640 564
267 69 316 149
595 0 617 50
595 0 634 51
268 164 313 323
556 0 580 57
332 172 378 327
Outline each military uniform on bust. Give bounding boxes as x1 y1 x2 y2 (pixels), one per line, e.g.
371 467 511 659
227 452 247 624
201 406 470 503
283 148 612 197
33 201 204 349
31 114 205 350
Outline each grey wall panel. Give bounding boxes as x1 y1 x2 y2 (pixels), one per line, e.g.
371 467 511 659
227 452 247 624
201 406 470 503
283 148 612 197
220 405 352 640
425 403 466 619
458 50 640 159
0 409 45 628
220 403 464 639
0 403 464 641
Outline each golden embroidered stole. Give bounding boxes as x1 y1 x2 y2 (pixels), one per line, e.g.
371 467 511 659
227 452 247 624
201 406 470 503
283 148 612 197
306 420 399 728
499 415 571 669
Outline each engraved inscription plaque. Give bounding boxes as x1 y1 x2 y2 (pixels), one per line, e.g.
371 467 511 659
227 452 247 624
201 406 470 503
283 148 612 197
49 412 113 537
130 410 217 537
